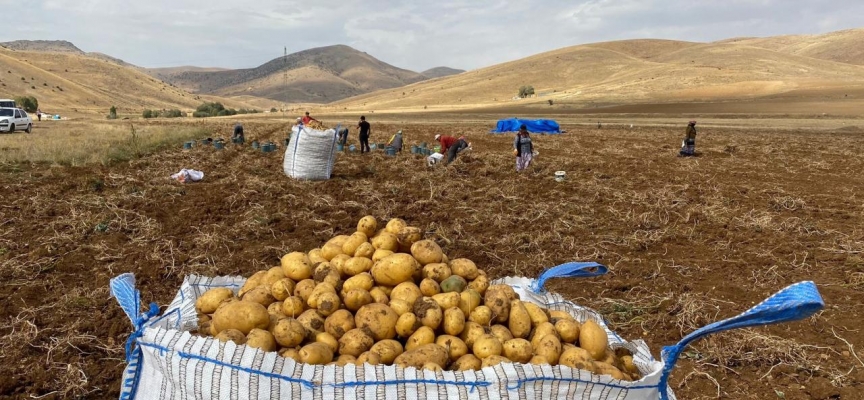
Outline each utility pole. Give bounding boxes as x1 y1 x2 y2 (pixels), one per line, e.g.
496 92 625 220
283 46 287 118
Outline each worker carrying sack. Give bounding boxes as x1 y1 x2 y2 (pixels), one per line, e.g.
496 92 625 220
110 262 823 400
283 124 338 180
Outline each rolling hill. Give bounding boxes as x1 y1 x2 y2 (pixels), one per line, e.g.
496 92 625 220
330 29 864 112
421 67 465 79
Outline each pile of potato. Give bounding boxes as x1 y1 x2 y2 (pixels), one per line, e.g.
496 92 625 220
195 216 640 380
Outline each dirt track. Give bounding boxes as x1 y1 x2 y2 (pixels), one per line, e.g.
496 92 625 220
1 120 863 399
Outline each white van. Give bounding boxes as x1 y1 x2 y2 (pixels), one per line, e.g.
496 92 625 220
0 99 15 108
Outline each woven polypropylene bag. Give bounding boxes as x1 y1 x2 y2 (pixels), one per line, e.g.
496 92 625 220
111 263 823 400
283 125 337 180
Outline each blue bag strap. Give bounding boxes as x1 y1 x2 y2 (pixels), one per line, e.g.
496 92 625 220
658 281 824 400
110 273 160 400
530 261 608 293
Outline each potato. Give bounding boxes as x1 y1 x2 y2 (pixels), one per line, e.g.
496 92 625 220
342 232 369 257
307 282 336 309
343 257 373 276
330 253 352 273
523 302 549 327
489 324 514 344
272 318 306 347
335 354 357 366
423 263 451 283
239 271 266 297
199 320 213 335
279 348 301 361
443 307 466 336
484 285 513 324
267 302 286 318
215 329 247 344
241 285 277 307
212 301 269 335
281 252 313 281
410 240 443 265
370 339 404 364
321 243 344 261
270 278 296 301
196 288 235 314
371 232 399 251
435 335 468 362
472 334 503 359
413 297 443 330
357 216 378 237
468 306 493 326
459 290 482 316
313 262 340 284
508 300 531 339
369 287 390 304
354 242 375 259
395 312 420 338
559 346 594 370
327 234 351 248
388 299 412 316
396 227 422 251
579 319 608 361
246 329 278 352
198 313 211 324
262 267 287 287
460 321 486 347
308 248 328 266
324 309 356 339
385 218 407 235
594 362 626 380
390 282 422 306
439 275 467 293
294 279 317 302
503 338 533 363
215 297 240 314
370 253 421 286
535 334 562 365
422 362 443 372
431 292 460 310
338 328 374 357
372 249 394 263
356 351 382 365
621 355 639 375
343 289 374 311
394 343 449 369
529 355 549 365
450 259 480 280
297 309 326 335
316 292 341 316
419 278 441 297
342 273 374 296
374 285 393 296
602 351 624 371
467 274 490 295
531 322 559 349
405 326 436 351
281 296 305 317
481 355 510 368
452 354 482 371
300 342 334 365
355 303 399 341
315 332 339 353
555 319 581 344
549 310 575 321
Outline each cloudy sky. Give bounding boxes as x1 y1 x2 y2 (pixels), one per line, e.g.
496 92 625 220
4 0 863 72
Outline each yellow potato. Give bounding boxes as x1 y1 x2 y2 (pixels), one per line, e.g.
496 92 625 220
324 309 356 339
405 326 436 351
419 278 441 297
315 332 339 353
312 262 340 284
357 216 378 237
508 300 531 339
215 329 247 345
196 288 235 314
335 354 357 366
308 248 328 266
472 334 503 359
330 254 352 273
443 307 466 336
355 303 399 341
460 321 486 347
390 282 423 307
338 328 374 357
535 334 562 365
549 310 575 321
341 273 374 296
306 282 336 309
370 253 421 286
293 279 317 303
239 271 266 298
372 249 394 263
241 285 277 307
371 232 399 251
369 287 390 304
579 319 608 361
559 346 594 371
523 302 549 327
270 278 296 301
431 292 460 310
621 355 639 375
384 218 407 235
262 267 287 287
246 329 278 352
343 257 374 277
555 319 581 344
481 355 510 368
468 306 493 326
396 227 422 251
450 259 480 280
296 309 326 335
410 240 443 265
531 322 559 349
451 354 482 371
370 339 404 364
423 263 452 282
316 292 341 316
484 285 513 324
281 296 305 317
422 362 444 372
300 342 334 365
413 297 443 330
388 298 412 316
594 362 626 380
326 235 351 248
395 312 420 338
267 302 286 318
529 355 549 365
279 348 301 361
343 289 374 312
356 351 382 366
602 351 624 371
489 324 514 344
271 318 306 348
394 343 449 369
321 243 344 261
467 274 490 295
503 338 533 363
374 285 393 297
212 301 269 335
459 290 482 316
342 232 369 257
435 335 468 362
281 252 313 281
354 242 375 259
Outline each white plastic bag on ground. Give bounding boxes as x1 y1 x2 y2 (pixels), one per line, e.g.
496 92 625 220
170 169 204 183
283 125 338 180
427 152 444 166
110 262 823 400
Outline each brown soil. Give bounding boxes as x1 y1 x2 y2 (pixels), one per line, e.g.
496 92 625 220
1 119 863 399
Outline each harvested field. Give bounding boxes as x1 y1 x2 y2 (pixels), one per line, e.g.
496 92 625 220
1 118 863 399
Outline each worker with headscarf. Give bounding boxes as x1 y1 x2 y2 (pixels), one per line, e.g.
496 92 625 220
679 121 698 156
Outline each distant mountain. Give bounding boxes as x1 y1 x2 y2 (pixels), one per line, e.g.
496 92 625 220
156 45 429 104
0 40 83 53
421 66 465 79
718 28 864 65
146 66 231 82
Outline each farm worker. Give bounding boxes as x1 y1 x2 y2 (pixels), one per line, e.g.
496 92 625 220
514 124 534 172
679 120 697 157
232 122 244 142
388 130 403 152
337 127 349 145
357 115 371 153
37 108 42 121
301 111 318 125
435 134 468 164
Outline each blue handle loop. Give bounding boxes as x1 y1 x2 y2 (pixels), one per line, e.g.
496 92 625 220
110 273 160 362
658 281 824 400
530 261 608 293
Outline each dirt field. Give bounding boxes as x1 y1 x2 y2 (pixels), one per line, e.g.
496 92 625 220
1 117 863 399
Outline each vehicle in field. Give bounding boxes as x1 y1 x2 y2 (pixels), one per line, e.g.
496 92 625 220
0 99 15 108
0 107 32 133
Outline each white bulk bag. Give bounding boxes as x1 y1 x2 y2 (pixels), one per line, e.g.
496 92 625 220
110 262 823 400
283 125 338 180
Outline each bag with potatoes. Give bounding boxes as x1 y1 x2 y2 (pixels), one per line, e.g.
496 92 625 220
283 124 339 180
111 216 824 400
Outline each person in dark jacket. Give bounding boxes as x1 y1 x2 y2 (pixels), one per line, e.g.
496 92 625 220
232 122 245 143
357 116 371 153
679 121 697 156
435 134 469 164
513 125 534 172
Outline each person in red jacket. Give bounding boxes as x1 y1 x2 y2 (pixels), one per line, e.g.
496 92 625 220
435 134 469 164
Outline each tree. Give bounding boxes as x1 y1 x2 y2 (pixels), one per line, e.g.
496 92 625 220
142 109 153 118
518 86 535 98
14 96 38 112
270 107 277 113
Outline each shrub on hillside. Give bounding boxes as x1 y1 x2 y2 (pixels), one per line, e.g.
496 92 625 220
14 96 38 112
193 102 237 118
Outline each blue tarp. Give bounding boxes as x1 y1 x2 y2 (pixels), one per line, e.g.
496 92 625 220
491 118 561 134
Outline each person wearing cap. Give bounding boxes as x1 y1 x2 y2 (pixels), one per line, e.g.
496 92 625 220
388 130 404 152
679 121 698 157
337 126 349 146
435 134 468 164
357 116 371 153
301 111 318 125
514 124 534 172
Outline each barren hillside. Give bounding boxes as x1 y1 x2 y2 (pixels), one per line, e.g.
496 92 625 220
421 67 466 79
720 28 864 65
